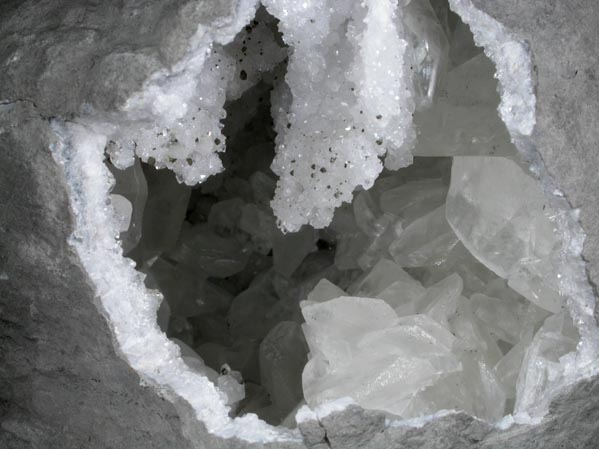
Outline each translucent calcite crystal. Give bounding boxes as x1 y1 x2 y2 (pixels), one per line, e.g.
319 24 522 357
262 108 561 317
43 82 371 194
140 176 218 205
272 226 318 278
413 54 517 158
259 321 308 420
348 259 415 298
227 271 282 343
470 292 547 345
167 224 250 278
403 0 449 108
129 148 583 426
446 156 564 313
110 194 133 233
379 178 448 224
389 205 459 267
134 165 191 260
301 296 461 416
300 273 511 421
149 258 234 317
108 158 147 254
304 279 347 306
515 311 579 416
296 152 580 422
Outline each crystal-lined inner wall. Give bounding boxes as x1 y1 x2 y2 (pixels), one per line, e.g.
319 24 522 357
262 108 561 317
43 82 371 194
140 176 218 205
102 0 590 431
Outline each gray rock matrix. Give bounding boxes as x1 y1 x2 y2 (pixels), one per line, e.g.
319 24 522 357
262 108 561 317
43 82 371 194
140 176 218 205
1 0 598 448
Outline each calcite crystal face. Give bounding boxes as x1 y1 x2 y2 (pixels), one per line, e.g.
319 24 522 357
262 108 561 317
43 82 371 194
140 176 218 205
447 156 564 314
39 0 599 446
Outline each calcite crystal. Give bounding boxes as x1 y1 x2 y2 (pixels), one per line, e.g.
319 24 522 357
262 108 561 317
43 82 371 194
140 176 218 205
446 156 564 313
297 148 581 422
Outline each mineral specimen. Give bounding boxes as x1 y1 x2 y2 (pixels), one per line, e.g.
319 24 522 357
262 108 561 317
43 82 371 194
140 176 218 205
66 0 594 438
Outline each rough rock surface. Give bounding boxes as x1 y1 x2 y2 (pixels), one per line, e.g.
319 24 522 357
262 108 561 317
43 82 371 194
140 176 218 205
1 1 599 449
297 376 599 449
0 104 194 449
0 0 236 117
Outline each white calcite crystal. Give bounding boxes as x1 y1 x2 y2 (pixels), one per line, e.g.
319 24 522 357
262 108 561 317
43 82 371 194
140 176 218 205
217 364 246 406
294 152 588 426
389 205 459 267
446 156 564 313
301 297 462 417
514 311 579 416
295 152 587 423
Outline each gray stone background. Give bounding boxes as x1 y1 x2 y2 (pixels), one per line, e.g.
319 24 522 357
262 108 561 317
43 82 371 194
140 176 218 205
1 0 598 448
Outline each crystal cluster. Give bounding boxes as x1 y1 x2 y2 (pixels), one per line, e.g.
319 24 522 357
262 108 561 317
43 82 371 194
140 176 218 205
263 0 418 232
104 0 584 428
300 155 575 420
109 73 323 424
107 7 286 185
110 151 577 424
107 0 453 232
447 156 565 313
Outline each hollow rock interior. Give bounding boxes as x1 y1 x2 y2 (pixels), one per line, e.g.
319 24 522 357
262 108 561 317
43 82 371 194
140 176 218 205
107 2 580 430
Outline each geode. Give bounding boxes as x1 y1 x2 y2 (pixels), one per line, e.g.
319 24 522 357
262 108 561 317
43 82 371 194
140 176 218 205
1 1 599 449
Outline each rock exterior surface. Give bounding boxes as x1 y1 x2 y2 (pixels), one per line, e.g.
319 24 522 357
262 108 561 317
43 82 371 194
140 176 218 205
1 1 599 449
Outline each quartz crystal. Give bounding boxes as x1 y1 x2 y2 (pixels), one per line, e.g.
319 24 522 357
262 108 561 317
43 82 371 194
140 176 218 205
264 0 417 232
